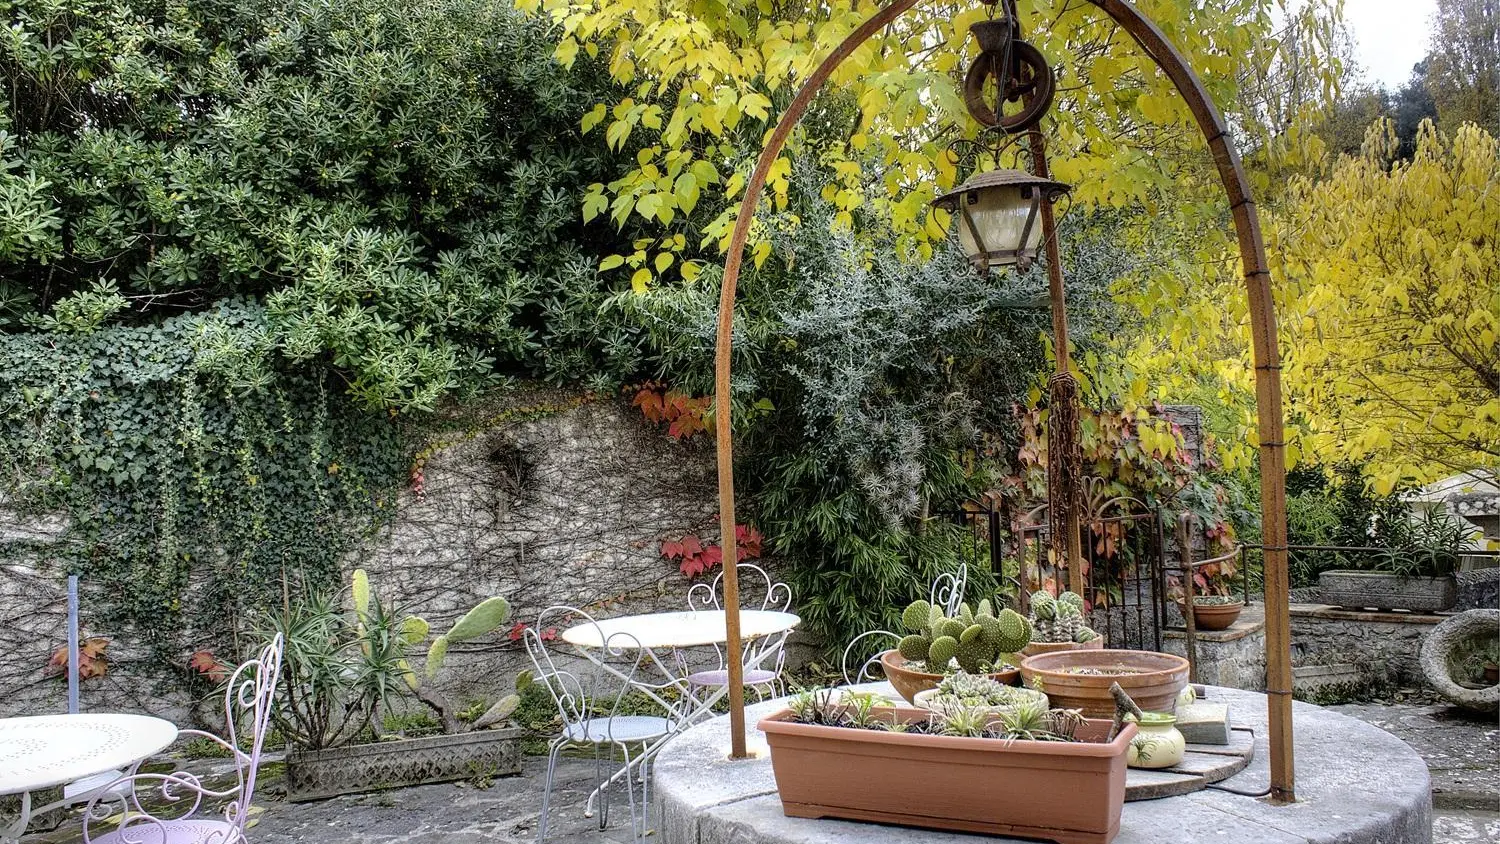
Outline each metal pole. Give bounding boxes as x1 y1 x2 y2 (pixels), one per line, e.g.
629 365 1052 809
712 3 1294 799
1178 514 1199 684
1026 130 1086 599
67 575 79 714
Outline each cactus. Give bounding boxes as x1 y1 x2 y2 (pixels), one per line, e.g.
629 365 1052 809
898 634 932 661
350 569 516 734
901 600 933 633
993 608 1031 653
890 597 1033 673
928 635 961 669
1028 590 1100 644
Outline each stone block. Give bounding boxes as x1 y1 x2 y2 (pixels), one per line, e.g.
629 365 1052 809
1175 702 1230 745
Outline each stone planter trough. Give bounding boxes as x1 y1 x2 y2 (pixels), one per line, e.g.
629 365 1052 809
285 727 523 801
1318 570 1457 612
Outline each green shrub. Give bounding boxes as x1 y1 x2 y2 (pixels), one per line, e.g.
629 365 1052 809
1 0 638 409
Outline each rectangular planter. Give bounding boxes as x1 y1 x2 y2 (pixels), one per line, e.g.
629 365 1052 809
285 727 522 802
1318 570 1457 612
758 707 1135 844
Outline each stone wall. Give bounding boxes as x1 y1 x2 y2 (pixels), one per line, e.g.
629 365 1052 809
0 391 726 720
1289 604 1442 686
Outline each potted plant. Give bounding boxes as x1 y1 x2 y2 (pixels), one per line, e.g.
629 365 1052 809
1318 509 1473 612
758 687 1137 844
912 670 1048 717
880 598 1031 702
267 570 525 801
1021 590 1106 655
1019 649 1190 717
1170 562 1244 631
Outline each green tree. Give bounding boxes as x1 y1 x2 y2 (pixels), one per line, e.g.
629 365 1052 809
1425 0 1500 136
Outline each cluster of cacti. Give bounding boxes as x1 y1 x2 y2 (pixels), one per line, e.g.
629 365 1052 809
353 569 518 733
933 671 1046 709
1027 590 1100 644
896 597 1032 673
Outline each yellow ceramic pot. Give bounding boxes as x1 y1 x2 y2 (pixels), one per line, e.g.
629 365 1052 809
1125 712 1185 769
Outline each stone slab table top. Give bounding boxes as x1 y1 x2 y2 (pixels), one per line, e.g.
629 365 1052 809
652 684 1433 844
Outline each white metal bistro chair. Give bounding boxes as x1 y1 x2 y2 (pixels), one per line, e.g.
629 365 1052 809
81 634 284 844
681 563 793 702
526 606 685 844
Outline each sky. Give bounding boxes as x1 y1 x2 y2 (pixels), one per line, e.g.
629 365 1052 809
1339 0 1438 89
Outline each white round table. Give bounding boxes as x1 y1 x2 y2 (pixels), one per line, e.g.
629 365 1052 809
0 713 178 841
560 609 801 649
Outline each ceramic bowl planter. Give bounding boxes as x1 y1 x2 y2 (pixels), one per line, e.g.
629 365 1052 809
1020 650 1190 718
878 649 1018 703
1317 570 1458 612
1176 598 1244 631
759 705 1136 844
1022 637 1107 657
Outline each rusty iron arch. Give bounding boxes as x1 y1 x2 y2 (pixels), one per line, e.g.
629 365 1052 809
709 0 1296 803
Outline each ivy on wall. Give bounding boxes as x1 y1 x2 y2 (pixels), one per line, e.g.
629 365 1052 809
0 301 408 672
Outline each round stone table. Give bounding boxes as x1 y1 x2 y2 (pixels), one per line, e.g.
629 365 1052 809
652 684 1433 844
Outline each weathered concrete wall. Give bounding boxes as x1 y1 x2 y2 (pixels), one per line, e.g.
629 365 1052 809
0 392 726 721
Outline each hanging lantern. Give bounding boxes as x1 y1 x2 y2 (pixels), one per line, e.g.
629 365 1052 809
931 169 1069 272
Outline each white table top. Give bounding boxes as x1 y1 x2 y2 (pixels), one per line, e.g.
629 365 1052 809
561 609 800 650
0 713 178 795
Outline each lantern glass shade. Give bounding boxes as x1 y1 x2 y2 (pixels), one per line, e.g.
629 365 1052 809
931 169 1070 271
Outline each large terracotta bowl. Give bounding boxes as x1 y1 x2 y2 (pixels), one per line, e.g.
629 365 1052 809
1178 600 1244 631
1019 649 1190 717
1021 637 1106 657
878 650 1019 703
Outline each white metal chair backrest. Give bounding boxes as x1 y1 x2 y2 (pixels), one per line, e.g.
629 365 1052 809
686 563 793 671
929 562 969 617
841 629 900 686
524 606 684 741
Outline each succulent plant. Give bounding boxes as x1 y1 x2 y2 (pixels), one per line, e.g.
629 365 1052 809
932 671 1048 710
897 599 1031 673
1028 590 1100 644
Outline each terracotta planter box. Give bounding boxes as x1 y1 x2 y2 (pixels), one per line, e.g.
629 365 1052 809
1023 637 1107 657
1020 650 1190 718
285 727 522 801
759 706 1135 844
879 649 1018 703
1176 599 1244 631
1318 570 1458 612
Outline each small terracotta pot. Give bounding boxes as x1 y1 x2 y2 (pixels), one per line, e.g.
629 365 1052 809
760 704 1134 844
1484 662 1498 685
1020 649 1190 718
1022 637 1107 657
878 650 1019 703
1177 599 1244 631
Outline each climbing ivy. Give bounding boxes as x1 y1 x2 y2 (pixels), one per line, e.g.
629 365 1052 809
0 301 408 671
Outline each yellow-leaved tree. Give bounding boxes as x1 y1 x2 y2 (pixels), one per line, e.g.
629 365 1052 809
1277 120 1499 489
515 0 1342 292
1114 119 1500 491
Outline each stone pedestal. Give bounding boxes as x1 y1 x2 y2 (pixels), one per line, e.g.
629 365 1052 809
1162 604 1265 691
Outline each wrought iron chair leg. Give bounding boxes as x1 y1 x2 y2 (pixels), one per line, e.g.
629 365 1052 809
595 743 609 831
535 740 564 844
